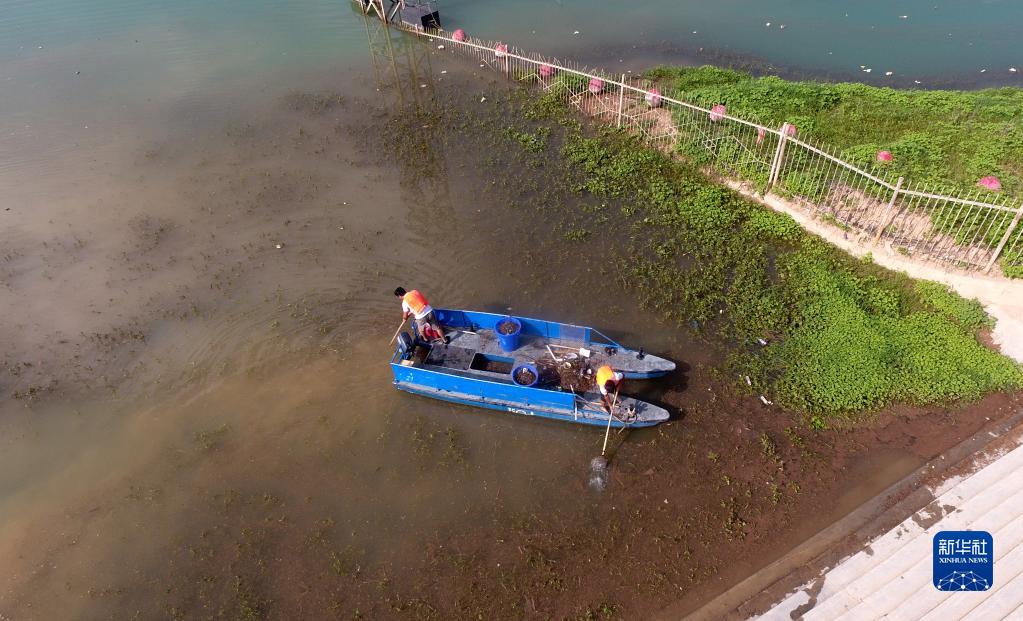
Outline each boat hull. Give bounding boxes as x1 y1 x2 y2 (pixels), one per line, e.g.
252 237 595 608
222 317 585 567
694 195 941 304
393 380 667 428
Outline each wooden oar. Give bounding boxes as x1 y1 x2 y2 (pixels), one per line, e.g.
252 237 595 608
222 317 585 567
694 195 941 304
389 316 408 345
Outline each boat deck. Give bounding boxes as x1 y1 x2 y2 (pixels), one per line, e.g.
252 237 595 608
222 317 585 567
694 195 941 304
432 328 672 377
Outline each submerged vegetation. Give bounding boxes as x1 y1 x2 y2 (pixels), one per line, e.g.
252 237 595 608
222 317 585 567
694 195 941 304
518 87 1023 423
644 66 1023 196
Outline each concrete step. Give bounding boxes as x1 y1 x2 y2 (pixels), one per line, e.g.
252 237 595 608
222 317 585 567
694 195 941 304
807 444 1023 607
759 443 1023 619
833 508 1023 619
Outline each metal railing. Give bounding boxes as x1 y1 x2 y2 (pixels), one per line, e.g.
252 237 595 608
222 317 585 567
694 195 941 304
372 15 1023 277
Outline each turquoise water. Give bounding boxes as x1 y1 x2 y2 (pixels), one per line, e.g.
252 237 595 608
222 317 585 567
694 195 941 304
2 0 1020 151
4 0 1017 182
443 0 1023 84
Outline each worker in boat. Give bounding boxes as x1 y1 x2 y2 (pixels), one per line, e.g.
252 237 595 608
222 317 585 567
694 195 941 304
596 364 624 415
395 286 447 344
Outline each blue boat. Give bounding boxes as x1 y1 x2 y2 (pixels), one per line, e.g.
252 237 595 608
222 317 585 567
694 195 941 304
390 309 675 428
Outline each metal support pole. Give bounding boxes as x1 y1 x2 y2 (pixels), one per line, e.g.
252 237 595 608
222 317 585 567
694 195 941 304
984 204 1023 273
874 176 905 243
616 74 626 128
367 0 386 21
766 123 790 191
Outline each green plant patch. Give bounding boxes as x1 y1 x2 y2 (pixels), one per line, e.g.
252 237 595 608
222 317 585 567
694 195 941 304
545 117 1023 421
645 66 1023 197
913 281 993 331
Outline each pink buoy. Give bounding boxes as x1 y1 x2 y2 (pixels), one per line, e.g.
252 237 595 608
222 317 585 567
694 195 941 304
977 176 1002 191
589 77 604 94
756 127 766 145
539 63 555 78
451 29 466 42
645 88 662 108
876 150 893 162
709 104 726 122
494 43 508 58
784 124 798 137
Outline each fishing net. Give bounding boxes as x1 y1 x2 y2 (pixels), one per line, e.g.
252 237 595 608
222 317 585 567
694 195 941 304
589 456 609 491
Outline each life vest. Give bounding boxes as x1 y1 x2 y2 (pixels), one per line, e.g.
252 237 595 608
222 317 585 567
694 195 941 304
403 290 429 315
596 365 618 389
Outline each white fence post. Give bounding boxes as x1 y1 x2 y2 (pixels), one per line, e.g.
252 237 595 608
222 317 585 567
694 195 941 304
767 123 791 191
984 203 1023 273
616 74 626 128
874 176 905 243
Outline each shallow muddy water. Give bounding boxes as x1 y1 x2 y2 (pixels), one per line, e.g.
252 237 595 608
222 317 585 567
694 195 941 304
1 20 705 618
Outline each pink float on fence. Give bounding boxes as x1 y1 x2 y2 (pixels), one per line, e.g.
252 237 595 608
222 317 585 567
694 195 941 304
451 29 466 42
645 88 662 108
756 127 766 145
784 124 798 137
539 63 555 78
709 104 726 122
494 43 508 57
977 176 1002 191
877 150 893 162
589 77 604 94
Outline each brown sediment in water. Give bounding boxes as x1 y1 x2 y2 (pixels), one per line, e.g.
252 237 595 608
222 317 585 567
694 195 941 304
1 42 1021 621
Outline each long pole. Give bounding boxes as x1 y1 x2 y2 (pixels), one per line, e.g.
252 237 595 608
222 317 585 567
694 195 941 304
389 317 408 344
601 386 620 457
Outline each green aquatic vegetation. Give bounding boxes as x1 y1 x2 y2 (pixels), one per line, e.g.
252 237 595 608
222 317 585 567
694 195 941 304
913 280 993 331
549 124 1022 420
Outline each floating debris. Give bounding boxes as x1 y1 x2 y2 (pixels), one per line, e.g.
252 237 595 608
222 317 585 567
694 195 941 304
760 395 773 405
437 44 445 50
